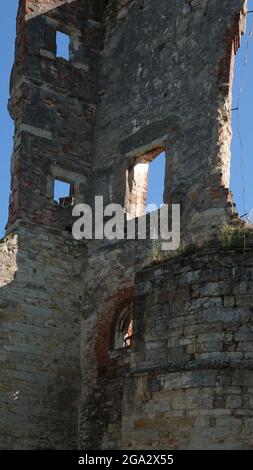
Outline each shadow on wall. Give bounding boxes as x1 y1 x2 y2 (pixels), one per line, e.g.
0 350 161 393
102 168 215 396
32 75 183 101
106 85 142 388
0 226 85 450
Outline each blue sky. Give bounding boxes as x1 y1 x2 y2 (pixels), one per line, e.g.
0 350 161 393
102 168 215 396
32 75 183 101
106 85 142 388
0 1 253 237
0 1 18 237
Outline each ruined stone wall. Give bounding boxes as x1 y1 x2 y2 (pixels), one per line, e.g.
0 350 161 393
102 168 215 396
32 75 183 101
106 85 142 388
8 0 103 230
1 0 253 451
92 0 246 245
0 0 92 449
78 235 161 449
77 0 253 451
0 224 86 449
123 245 253 450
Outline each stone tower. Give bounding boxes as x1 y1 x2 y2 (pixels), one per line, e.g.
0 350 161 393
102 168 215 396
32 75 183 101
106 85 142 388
1 0 253 450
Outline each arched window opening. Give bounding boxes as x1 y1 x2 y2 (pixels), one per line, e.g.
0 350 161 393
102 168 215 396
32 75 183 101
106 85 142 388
114 308 133 351
123 319 133 348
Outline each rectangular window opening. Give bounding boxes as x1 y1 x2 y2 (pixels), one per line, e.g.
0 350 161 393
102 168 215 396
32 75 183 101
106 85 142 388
125 148 165 220
146 151 166 214
54 179 74 207
56 31 70 60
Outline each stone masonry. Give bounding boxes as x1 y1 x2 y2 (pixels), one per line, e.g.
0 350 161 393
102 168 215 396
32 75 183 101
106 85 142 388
1 0 253 450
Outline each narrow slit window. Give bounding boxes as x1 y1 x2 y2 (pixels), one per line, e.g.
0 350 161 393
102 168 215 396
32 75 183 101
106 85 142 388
56 31 70 60
54 179 73 206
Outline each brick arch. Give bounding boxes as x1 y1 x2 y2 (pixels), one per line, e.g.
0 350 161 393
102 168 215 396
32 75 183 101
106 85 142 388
94 286 134 368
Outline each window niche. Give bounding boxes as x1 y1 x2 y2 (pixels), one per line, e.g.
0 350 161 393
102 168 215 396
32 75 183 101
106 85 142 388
125 146 166 220
48 167 87 209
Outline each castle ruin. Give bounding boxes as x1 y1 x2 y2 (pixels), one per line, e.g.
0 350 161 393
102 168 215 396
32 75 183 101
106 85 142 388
1 0 253 450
